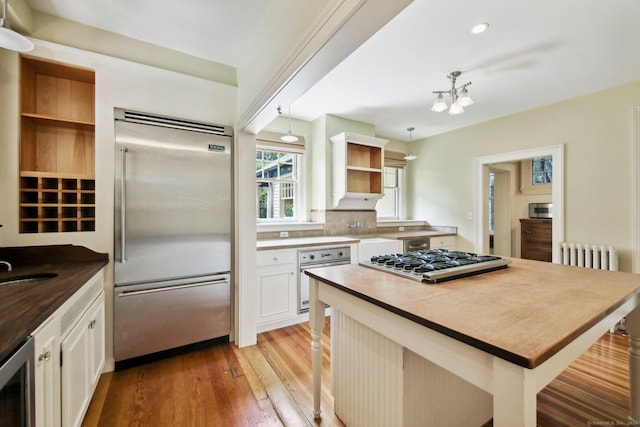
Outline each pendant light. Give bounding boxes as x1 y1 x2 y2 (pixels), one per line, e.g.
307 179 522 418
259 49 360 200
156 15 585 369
404 127 417 161
278 105 298 143
0 0 33 52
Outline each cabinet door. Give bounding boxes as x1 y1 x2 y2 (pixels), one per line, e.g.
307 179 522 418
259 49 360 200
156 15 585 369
87 293 105 388
61 309 90 427
61 293 104 427
33 316 60 427
257 264 297 324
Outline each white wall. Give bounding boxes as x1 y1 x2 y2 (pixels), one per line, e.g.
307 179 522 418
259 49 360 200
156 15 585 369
0 40 236 371
406 81 640 272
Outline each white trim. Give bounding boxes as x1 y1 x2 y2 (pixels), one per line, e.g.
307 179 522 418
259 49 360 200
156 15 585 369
475 145 564 262
633 107 640 274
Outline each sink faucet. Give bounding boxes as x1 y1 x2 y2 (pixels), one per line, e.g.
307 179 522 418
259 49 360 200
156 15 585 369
347 221 364 230
0 261 12 271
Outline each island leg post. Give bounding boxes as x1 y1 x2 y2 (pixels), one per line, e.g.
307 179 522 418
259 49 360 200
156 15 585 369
309 277 325 419
627 304 640 423
492 357 537 427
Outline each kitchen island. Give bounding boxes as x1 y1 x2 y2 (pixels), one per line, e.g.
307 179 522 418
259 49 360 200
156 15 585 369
306 259 640 426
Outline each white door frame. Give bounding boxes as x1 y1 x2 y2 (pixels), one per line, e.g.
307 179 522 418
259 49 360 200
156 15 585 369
633 107 640 273
475 145 564 262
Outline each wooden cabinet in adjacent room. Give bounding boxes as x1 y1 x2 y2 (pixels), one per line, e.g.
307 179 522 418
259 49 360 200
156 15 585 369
520 218 552 262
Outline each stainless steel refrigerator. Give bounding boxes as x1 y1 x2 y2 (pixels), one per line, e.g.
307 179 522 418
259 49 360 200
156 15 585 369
113 108 232 363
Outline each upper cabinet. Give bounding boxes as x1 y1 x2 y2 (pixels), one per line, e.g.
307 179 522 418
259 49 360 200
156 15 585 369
330 132 388 210
19 57 96 233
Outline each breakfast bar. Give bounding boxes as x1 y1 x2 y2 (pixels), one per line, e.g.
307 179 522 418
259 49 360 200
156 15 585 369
307 258 640 426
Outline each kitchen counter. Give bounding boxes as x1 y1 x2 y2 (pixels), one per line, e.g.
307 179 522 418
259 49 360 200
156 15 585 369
257 235 360 251
0 245 108 362
377 230 456 240
306 259 640 425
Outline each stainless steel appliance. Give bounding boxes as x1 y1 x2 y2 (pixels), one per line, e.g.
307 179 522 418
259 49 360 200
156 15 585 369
362 249 510 283
0 337 35 427
529 202 552 219
403 237 430 252
299 247 351 313
113 108 232 363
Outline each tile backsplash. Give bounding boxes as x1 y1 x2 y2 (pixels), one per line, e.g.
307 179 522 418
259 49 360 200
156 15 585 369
256 209 433 240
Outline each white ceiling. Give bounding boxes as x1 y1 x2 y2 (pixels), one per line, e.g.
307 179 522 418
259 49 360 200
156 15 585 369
28 0 640 141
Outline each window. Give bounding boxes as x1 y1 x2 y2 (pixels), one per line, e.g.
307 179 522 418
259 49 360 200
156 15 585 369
531 156 552 185
520 156 552 195
377 166 403 219
489 172 495 233
256 149 301 220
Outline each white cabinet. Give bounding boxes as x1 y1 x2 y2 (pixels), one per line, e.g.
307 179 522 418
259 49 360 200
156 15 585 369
33 316 61 427
61 293 105 427
430 235 456 250
330 132 388 209
256 249 297 327
31 268 105 427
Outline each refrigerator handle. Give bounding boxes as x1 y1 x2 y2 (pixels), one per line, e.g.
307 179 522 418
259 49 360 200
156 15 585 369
120 146 128 263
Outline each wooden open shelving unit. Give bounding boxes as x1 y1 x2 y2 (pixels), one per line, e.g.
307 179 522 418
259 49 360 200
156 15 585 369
330 132 388 209
19 56 96 233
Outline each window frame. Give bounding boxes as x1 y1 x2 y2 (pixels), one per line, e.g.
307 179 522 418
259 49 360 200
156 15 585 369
256 147 305 223
377 165 405 220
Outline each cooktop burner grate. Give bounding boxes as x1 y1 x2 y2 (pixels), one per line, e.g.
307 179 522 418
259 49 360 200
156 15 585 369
361 248 511 283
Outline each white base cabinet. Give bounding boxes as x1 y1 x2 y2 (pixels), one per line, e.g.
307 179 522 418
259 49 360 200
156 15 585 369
256 249 297 327
31 268 105 427
61 293 105 427
431 235 456 250
33 316 61 427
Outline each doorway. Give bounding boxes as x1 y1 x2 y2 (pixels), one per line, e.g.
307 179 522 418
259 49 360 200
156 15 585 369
475 145 564 262
489 166 513 257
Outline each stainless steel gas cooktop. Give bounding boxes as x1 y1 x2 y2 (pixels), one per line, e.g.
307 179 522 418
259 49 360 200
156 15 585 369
361 248 511 284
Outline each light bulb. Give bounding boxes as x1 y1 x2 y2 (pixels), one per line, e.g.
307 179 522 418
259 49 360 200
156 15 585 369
431 93 448 113
457 87 474 107
449 102 464 115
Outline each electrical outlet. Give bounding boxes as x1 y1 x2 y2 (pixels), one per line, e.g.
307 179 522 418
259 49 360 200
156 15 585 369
467 212 473 220
280 231 289 238
399 226 405 231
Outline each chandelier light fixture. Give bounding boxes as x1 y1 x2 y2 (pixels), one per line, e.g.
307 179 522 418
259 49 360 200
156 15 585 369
277 106 298 143
0 0 33 52
404 126 417 161
430 71 473 115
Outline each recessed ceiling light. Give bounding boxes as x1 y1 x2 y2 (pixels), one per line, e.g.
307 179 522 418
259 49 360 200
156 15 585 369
471 22 489 35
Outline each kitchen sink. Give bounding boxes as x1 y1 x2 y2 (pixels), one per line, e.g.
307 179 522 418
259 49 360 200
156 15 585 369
0 273 57 286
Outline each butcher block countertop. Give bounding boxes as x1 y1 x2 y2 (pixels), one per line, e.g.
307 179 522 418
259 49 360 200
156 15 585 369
0 245 108 363
305 258 640 368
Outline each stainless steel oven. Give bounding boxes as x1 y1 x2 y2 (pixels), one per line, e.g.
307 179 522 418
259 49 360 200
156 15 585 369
0 336 35 427
529 202 552 219
298 247 351 314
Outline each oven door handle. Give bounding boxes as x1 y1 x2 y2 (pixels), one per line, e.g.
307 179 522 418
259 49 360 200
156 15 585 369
300 260 351 271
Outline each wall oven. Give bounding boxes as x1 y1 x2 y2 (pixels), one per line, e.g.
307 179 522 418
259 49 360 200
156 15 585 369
298 247 351 314
0 336 35 427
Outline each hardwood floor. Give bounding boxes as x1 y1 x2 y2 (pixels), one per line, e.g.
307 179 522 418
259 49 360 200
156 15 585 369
83 320 631 427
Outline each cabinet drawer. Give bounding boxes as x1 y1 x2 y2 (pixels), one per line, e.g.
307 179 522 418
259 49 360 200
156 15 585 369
257 249 297 267
430 235 455 249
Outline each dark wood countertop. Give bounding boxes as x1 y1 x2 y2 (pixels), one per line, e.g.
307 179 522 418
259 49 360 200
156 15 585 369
305 259 640 368
0 245 108 363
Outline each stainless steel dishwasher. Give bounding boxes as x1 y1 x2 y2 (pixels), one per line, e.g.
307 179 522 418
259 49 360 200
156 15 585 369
403 237 430 252
298 247 351 313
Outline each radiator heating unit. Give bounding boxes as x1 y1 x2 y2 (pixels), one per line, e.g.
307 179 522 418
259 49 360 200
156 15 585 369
559 242 619 271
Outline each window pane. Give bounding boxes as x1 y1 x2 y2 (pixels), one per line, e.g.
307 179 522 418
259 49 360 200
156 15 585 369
532 156 552 185
256 148 299 220
379 167 399 218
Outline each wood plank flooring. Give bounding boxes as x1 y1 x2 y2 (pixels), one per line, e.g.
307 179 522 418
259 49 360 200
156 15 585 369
83 319 632 427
